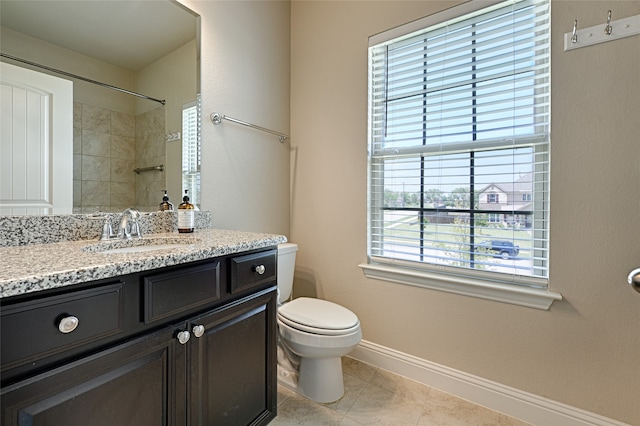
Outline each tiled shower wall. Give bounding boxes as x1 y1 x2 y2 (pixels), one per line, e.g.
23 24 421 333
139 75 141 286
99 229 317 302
135 107 166 211
73 103 166 212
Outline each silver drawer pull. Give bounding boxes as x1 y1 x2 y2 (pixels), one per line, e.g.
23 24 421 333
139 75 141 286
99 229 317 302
192 324 205 338
254 265 266 275
58 316 79 334
177 330 191 345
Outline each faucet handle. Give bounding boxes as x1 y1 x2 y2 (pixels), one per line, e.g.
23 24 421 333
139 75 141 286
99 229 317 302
100 218 115 241
130 221 142 238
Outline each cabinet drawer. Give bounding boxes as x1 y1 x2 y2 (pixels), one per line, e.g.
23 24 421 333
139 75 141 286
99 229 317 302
230 250 277 294
143 260 221 324
1 282 125 370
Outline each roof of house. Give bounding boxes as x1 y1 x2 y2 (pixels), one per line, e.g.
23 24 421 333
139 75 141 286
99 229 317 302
479 172 533 195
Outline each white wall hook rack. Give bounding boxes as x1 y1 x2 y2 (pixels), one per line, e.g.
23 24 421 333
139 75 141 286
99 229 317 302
564 12 640 51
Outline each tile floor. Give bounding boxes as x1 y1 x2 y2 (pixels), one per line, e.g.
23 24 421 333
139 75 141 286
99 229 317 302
271 357 532 426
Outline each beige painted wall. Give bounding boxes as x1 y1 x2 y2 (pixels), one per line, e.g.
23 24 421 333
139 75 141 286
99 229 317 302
290 1 640 424
181 0 291 237
1 26 135 114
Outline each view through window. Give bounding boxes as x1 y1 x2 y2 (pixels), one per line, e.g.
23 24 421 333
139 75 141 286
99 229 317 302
367 0 550 285
182 96 201 207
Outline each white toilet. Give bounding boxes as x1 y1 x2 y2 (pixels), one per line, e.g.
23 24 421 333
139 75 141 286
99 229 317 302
276 243 362 403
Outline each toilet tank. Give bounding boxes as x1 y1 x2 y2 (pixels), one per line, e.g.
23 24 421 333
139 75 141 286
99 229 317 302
277 243 298 303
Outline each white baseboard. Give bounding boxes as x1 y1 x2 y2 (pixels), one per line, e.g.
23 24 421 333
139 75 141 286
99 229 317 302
349 340 629 426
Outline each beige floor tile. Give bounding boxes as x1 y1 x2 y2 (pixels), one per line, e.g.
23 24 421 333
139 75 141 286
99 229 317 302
342 357 377 382
277 384 297 406
369 368 431 405
272 392 345 425
322 372 368 414
497 413 533 425
275 358 532 426
346 382 426 425
418 388 499 426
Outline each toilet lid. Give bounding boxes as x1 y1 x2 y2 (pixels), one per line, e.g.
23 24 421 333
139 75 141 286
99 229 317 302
278 297 359 331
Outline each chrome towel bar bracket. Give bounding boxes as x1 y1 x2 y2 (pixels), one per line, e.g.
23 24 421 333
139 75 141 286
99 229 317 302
627 268 640 294
211 112 289 143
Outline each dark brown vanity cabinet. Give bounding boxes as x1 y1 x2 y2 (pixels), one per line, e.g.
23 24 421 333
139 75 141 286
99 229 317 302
1 248 278 426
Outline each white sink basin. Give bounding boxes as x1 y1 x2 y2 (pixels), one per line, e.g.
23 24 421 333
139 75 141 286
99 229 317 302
83 237 201 255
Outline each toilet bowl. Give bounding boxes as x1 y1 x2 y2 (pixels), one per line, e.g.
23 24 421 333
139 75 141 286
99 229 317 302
276 243 362 403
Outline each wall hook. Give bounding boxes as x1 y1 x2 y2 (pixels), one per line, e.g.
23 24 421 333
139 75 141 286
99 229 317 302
564 11 640 51
605 10 613 35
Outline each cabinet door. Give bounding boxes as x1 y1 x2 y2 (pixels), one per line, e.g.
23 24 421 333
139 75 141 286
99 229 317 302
188 288 277 426
1 324 187 426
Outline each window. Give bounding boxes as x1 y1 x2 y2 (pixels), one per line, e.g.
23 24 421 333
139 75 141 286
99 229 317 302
182 95 201 206
362 0 558 309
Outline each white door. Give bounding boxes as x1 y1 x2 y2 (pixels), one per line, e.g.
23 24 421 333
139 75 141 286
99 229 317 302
0 62 73 215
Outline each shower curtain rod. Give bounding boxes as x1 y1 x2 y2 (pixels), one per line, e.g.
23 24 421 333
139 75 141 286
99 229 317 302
0 53 166 106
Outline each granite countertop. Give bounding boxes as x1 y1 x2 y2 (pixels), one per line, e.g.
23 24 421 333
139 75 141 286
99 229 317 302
0 228 287 299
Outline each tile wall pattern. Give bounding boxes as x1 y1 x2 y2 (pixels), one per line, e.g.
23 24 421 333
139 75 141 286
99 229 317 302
73 103 166 212
135 107 166 211
272 357 532 426
73 103 137 212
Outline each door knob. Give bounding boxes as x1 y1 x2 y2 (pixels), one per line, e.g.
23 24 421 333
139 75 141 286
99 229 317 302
254 265 266 275
627 268 640 294
177 330 191 344
192 324 205 338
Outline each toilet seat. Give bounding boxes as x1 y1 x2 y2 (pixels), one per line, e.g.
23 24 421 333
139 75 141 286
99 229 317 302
278 297 360 336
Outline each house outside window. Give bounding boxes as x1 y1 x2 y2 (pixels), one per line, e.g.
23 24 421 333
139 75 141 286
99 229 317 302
362 0 552 304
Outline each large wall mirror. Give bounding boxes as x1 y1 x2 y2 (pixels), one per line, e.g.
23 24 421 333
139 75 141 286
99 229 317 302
0 0 200 215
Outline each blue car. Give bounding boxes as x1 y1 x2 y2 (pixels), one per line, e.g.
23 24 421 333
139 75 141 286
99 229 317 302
477 240 520 260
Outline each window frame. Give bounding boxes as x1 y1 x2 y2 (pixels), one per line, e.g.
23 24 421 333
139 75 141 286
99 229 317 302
360 0 561 310
182 96 201 207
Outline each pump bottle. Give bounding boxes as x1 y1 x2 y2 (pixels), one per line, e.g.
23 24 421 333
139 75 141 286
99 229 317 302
178 189 195 233
159 190 174 211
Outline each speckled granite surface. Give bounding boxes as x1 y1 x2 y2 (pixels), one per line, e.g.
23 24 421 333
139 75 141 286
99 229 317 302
0 211 212 247
0 228 286 299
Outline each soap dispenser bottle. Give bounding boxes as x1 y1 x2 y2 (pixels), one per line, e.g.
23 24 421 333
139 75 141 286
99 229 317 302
159 190 174 211
178 189 195 233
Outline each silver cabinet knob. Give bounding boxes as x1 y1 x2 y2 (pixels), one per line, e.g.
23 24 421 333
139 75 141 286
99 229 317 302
192 324 205 338
58 315 79 334
254 264 266 275
177 330 191 345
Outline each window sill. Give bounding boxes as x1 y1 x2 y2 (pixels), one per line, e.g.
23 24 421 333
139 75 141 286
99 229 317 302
358 263 562 310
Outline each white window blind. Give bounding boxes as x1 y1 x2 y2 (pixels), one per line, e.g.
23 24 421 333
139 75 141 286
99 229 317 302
367 0 550 288
182 95 201 206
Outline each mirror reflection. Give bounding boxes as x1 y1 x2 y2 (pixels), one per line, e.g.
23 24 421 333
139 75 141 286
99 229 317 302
0 0 200 215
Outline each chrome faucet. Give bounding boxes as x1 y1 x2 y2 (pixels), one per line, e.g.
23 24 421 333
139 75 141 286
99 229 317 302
99 209 142 241
118 208 142 239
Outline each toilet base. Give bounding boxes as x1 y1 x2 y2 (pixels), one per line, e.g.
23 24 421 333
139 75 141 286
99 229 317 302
297 356 344 403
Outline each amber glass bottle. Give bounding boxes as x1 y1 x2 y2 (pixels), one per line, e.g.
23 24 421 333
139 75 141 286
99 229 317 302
177 190 195 233
159 190 174 211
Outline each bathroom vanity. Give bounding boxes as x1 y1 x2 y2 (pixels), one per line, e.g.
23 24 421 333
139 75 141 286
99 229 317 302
0 222 286 426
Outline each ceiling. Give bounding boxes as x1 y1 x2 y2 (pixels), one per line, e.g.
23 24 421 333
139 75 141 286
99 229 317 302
0 0 197 72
